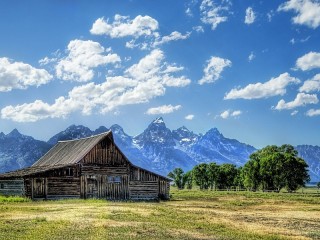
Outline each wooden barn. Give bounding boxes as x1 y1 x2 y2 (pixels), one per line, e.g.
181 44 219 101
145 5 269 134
0 131 170 200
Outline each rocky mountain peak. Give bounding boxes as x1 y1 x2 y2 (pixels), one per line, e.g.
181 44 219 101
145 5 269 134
0 132 6 139
7 128 23 138
204 127 223 139
172 126 198 145
134 117 175 147
152 117 165 125
110 124 125 135
93 126 109 135
47 124 92 145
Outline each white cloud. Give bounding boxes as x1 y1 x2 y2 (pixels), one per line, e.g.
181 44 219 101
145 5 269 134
90 15 159 38
299 74 320 92
200 0 232 30
220 110 242 119
186 7 193 17
291 110 299 115
224 73 300 100
306 108 320 116
146 104 181 115
267 10 275 22
55 39 120 82
0 57 53 92
198 56 232 85
153 31 191 47
248 52 255 62
185 114 195 120
290 38 296 45
1 49 191 122
245 7 256 24
295 51 320 71
274 92 318 110
38 56 58 66
193 26 205 33
278 0 320 29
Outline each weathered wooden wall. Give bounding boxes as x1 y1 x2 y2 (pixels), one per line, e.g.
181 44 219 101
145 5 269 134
24 166 81 199
129 181 159 200
0 179 24 196
82 139 129 166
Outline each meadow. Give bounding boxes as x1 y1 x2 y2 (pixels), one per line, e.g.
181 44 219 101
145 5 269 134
0 188 320 240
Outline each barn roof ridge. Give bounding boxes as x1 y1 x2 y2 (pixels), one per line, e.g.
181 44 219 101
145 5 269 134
58 130 112 143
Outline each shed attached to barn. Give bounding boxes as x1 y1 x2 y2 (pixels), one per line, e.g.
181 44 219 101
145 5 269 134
0 131 170 200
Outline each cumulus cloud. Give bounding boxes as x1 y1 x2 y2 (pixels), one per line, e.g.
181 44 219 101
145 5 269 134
274 92 318 110
306 108 320 116
0 57 53 92
278 0 320 29
224 73 300 100
299 74 320 92
146 104 181 115
153 31 191 47
55 39 120 82
295 51 320 71
185 114 195 120
291 110 299 115
198 56 232 85
200 0 232 30
1 49 191 122
90 15 159 38
220 110 242 119
245 7 256 24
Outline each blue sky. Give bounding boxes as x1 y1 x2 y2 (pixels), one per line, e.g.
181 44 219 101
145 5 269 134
0 0 320 148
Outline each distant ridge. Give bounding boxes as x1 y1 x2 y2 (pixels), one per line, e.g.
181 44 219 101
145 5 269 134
1 117 319 182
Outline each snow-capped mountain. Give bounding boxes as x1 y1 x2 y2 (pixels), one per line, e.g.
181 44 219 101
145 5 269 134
296 145 320 183
0 129 51 173
47 125 93 145
133 117 196 174
172 126 199 146
189 128 256 166
0 117 319 182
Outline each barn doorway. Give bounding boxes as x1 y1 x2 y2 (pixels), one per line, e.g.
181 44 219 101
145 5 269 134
106 175 128 200
33 178 46 198
86 178 98 198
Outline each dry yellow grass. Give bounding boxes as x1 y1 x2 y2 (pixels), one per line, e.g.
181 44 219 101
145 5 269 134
0 189 320 239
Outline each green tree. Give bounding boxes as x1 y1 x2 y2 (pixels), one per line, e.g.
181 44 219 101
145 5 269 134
317 182 320 190
242 153 261 191
282 154 310 192
234 167 244 190
243 144 310 192
207 162 219 190
168 168 185 189
193 163 209 190
182 170 193 189
259 146 286 191
216 164 237 190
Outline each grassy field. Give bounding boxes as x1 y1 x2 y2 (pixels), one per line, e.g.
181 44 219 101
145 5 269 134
0 188 320 240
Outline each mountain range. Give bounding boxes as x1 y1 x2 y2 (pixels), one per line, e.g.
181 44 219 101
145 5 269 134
0 117 319 182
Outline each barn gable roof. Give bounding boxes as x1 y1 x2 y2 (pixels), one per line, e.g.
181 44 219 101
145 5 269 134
32 131 112 167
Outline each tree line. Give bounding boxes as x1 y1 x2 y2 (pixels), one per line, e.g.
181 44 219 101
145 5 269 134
168 144 310 192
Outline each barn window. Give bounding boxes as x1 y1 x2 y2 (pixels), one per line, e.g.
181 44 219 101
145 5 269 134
0 183 4 189
66 168 73 177
107 176 121 183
